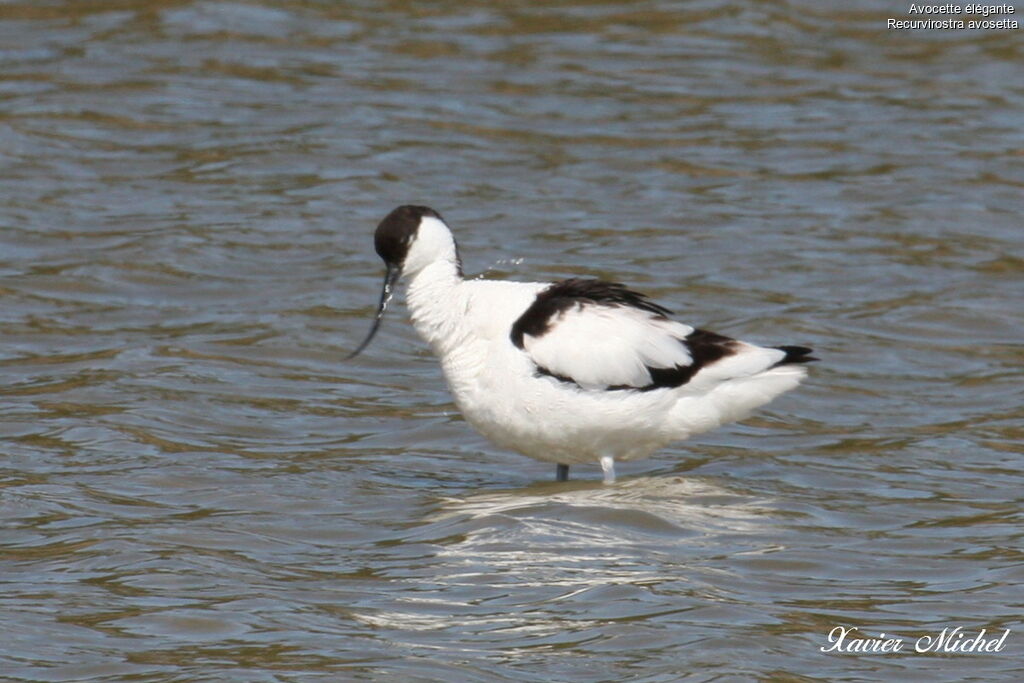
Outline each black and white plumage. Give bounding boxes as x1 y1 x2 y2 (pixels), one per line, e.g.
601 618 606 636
348 205 817 483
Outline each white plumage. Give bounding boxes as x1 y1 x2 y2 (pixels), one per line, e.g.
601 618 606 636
348 206 816 483
522 306 694 391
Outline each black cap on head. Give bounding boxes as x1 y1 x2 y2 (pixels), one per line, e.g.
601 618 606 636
374 205 442 267
345 205 444 360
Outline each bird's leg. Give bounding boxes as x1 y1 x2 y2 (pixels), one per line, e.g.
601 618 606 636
555 463 569 482
600 456 616 484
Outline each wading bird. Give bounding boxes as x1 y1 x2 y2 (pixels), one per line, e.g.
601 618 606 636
347 205 815 483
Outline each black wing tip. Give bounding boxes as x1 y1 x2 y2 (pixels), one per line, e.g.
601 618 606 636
775 345 818 364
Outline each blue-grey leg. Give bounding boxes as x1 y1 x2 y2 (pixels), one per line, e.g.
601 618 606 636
556 464 569 482
600 456 616 484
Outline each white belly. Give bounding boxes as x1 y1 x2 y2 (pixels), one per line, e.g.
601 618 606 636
438 338 681 465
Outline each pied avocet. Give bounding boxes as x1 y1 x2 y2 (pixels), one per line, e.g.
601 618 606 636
347 205 816 484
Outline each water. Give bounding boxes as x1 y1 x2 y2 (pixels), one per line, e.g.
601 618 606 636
2 1 1022 680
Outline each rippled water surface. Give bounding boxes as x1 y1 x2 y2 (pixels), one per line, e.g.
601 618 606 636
2 1 1022 680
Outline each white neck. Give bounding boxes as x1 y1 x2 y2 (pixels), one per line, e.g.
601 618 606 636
406 257 465 356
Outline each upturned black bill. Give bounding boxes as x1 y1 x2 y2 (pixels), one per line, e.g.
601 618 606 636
345 264 400 360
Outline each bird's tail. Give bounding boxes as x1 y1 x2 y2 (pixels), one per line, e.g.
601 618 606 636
773 345 818 366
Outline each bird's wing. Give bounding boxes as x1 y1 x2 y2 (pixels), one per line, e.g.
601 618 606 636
510 279 807 392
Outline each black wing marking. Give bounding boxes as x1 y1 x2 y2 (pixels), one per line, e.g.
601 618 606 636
510 278 673 349
510 278 744 392
607 328 739 391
